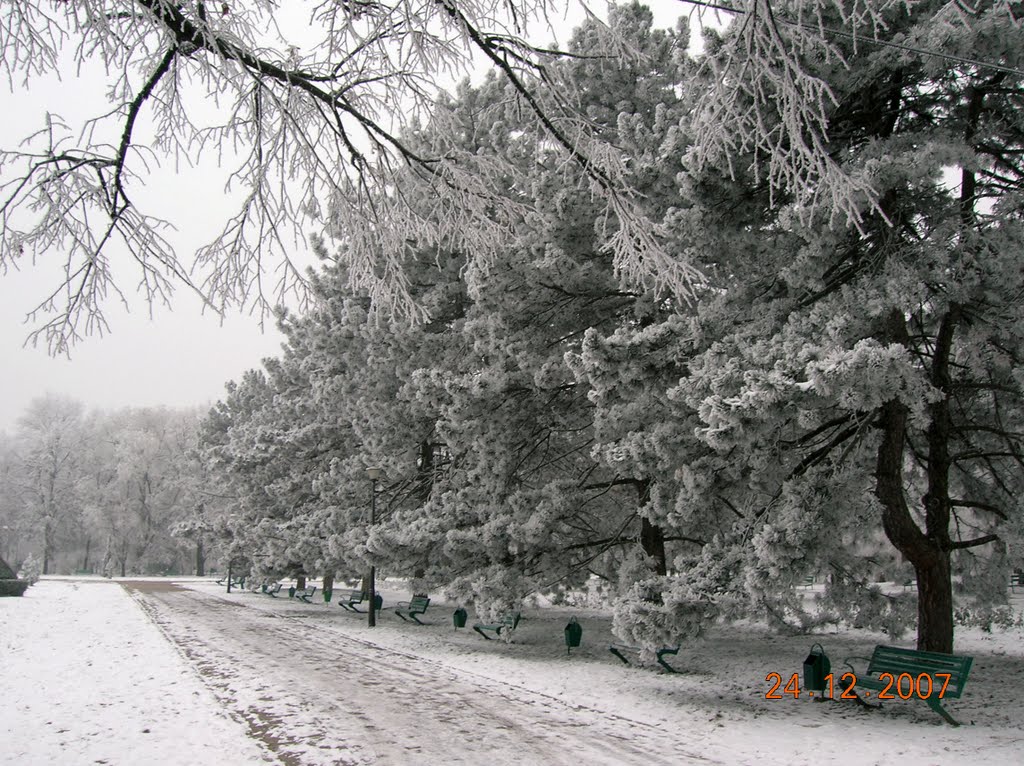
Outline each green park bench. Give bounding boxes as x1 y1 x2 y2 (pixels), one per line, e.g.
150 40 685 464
263 582 283 597
294 586 317 602
608 643 680 673
394 595 431 624
217 574 246 588
840 645 973 726
1011 570 1023 591
338 588 382 613
472 612 521 640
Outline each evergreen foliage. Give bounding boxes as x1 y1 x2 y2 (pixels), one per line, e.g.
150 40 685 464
198 3 1024 654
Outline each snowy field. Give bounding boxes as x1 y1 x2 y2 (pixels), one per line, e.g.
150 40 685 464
2 577 1022 765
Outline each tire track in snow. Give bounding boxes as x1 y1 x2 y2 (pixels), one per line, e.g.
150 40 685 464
123 582 719 766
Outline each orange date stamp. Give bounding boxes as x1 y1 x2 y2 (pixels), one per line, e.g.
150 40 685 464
765 672 952 700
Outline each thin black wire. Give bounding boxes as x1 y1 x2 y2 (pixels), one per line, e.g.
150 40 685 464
676 0 1024 78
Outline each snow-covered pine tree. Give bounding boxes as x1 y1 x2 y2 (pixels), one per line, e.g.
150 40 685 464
662 0 1024 653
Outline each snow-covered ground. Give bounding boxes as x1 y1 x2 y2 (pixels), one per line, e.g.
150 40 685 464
0 578 274 765
2 577 1022 765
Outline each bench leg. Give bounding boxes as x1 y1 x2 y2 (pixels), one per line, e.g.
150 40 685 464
410 613 425 625
473 626 494 640
656 651 679 674
839 678 880 709
926 697 961 727
395 611 409 622
608 647 631 665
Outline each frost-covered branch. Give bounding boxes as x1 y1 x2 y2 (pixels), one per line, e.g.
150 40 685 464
3 0 618 348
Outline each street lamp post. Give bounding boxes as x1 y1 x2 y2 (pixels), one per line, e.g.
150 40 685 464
366 467 383 628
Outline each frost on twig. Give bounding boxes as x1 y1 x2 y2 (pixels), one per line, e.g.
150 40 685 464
10 0 976 349
0 2 553 346
686 0 928 230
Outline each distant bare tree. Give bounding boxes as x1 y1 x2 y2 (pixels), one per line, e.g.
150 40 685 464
10 396 85 574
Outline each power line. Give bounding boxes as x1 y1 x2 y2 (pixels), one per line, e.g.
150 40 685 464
676 0 1024 79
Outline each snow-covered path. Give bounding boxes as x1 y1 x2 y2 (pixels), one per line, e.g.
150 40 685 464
125 581 714 765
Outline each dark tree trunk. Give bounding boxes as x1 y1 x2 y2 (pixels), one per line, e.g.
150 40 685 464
640 517 667 576
82 537 92 572
42 521 52 575
195 539 205 577
297 574 307 589
876 397 955 652
874 310 957 653
637 479 667 576
416 440 434 500
916 553 954 653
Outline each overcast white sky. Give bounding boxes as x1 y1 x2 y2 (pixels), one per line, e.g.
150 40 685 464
0 270 287 433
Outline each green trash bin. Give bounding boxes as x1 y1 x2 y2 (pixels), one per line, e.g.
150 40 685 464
564 617 582 655
803 643 830 698
453 607 468 629
323 587 333 604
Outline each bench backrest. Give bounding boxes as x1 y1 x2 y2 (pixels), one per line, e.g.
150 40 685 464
346 588 364 602
504 612 521 630
867 645 972 699
409 595 430 609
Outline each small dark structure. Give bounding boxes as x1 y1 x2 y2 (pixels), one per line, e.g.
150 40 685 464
0 555 29 597
564 617 583 655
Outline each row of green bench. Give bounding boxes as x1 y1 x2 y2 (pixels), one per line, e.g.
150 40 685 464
335 592 522 640
332 599 676 671
338 589 430 623
257 582 316 602
242 583 977 724
334 598 974 725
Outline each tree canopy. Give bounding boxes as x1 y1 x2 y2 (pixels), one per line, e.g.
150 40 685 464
195 2 1024 653
9 2 1018 351
5 1 1024 653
